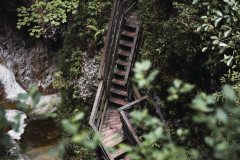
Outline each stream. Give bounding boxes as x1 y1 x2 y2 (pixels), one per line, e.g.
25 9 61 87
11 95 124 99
0 65 62 160
0 1 63 159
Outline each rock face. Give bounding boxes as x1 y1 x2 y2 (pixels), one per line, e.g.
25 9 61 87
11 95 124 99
77 52 100 101
0 0 58 95
0 82 6 100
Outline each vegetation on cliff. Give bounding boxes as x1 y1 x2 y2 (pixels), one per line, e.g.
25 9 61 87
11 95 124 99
1 0 240 159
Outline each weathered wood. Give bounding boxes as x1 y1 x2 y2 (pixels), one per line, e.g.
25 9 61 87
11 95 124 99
132 83 141 99
118 48 131 57
96 91 107 129
98 0 119 79
114 69 126 76
117 96 148 146
99 100 109 131
111 148 127 159
124 22 140 84
120 40 133 48
123 1 137 16
118 96 148 111
120 110 141 145
122 30 135 38
116 59 128 67
109 97 128 106
90 1 143 159
89 81 104 126
105 135 126 147
110 87 128 97
112 78 125 86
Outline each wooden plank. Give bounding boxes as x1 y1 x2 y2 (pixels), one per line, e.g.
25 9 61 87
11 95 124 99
89 81 104 126
118 49 131 57
114 69 126 76
105 135 126 147
96 91 107 129
120 40 133 48
98 0 119 79
123 1 137 16
112 78 125 86
121 30 135 38
99 139 114 160
118 96 148 111
109 97 128 106
124 23 140 84
99 100 109 131
116 59 128 66
120 111 141 146
132 83 141 99
110 87 128 97
111 148 126 159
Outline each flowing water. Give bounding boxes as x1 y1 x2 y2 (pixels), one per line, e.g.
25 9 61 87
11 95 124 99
0 69 62 159
0 1 63 159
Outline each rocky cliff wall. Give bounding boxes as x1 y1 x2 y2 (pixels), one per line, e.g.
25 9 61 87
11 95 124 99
0 0 58 100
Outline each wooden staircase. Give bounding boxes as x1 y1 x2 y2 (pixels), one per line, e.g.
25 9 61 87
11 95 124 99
101 12 139 159
89 1 144 159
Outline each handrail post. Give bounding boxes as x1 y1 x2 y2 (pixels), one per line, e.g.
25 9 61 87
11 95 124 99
98 0 119 79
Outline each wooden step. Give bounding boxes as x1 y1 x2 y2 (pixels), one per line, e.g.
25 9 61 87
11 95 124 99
101 125 122 135
110 87 128 97
102 131 124 142
104 134 126 147
118 49 131 57
109 97 128 106
125 18 139 29
114 69 126 76
125 23 138 29
116 59 128 67
120 40 133 48
128 12 137 19
111 148 127 159
122 30 135 38
112 79 125 86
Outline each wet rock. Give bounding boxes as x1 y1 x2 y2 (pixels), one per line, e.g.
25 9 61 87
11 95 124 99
0 82 6 100
0 18 58 95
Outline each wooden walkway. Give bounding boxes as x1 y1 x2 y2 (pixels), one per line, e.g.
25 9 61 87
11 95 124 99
89 1 144 159
99 12 139 159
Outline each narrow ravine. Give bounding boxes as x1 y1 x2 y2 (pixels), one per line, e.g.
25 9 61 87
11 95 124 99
0 1 63 159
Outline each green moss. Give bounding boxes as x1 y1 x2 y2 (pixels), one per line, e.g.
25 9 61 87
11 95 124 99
56 1 111 159
137 0 227 157
138 0 226 96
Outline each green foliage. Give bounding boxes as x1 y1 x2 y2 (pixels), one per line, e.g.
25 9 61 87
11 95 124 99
192 0 240 122
120 109 198 160
49 112 100 158
132 60 159 89
64 51 82 80
0 107 13 148
138 0 225 97
190 85 240 160
52 71 71 90
167 79 195 101
195 0 240 58
56 1 111 158
17 0 79 38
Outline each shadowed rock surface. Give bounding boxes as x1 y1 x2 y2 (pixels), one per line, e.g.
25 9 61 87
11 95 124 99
0 0 58 95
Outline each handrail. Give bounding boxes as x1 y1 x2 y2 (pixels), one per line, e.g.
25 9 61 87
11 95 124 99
89 81 103 128
98 0 118 79
118 96 148 146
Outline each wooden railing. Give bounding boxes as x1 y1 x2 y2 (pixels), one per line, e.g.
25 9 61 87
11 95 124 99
118 96 148 146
